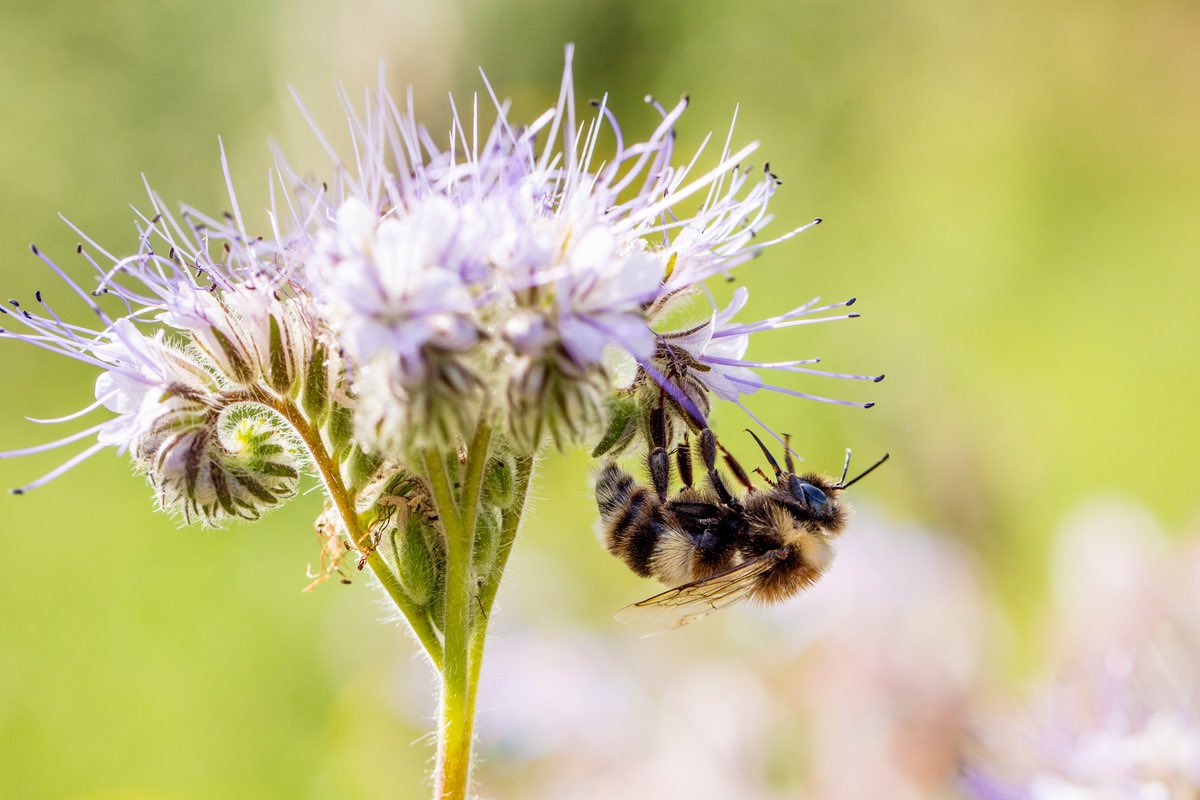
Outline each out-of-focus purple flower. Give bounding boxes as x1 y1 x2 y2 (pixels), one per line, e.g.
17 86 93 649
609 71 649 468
769 513 991 800
964 499 1200 799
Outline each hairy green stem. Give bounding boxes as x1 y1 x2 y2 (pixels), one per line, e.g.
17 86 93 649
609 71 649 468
423 420 492 800
263 394 445 669
463 453 534 746
258 389 534 800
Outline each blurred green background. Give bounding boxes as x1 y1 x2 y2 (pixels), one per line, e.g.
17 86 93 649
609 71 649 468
1 1 1197 797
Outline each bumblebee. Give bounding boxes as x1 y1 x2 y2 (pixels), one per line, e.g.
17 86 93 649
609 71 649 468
595 407 887 633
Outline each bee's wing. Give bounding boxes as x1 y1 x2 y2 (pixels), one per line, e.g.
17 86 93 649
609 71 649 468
614 549 788 636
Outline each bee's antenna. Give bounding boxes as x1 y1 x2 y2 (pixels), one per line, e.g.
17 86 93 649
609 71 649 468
744 429 782 479
784 433 795 474
836 453 890 490
838 448 852 486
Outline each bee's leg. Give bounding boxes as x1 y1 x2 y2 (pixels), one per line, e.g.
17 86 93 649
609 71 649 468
699 428 742 510
676 433 694 490
647 401 671 501
718 442 756 493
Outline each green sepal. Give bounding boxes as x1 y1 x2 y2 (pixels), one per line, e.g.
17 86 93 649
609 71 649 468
209 328 253 383
390 513 438 606
267 315 292 396
592 393 641 457
301 344 328 422
472 505 502 580
325 403 354 460
482 453 516 510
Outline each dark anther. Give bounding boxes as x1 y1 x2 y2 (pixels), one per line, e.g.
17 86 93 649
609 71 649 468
29 243 39 255
34 291 42 302
873 374 886 383
846 297 856 306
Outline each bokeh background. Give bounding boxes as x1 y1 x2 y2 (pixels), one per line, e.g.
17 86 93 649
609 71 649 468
1 1 1198 798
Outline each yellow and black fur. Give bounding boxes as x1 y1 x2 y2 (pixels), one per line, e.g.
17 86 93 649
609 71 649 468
596 410 886 628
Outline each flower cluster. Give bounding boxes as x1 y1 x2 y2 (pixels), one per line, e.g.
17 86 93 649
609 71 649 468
1 47 877 529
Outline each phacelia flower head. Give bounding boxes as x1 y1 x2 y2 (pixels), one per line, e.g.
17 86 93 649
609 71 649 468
2 45 880 511
264 46 879 453
0 182 312 523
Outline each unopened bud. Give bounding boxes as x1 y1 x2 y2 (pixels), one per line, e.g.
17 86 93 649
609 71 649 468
302 344 329 422
472 505 502 580
592 392 641 457
391 513 438 606
325 402 354 459
344 445 382 492
140 410 300 525
482 453 516 510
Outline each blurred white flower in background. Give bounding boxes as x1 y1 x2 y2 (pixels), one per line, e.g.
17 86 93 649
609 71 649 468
964 498 1200 799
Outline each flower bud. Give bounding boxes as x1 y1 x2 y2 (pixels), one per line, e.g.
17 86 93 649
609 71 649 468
482 453 517 510
139 409 300 525
343 445 382 493
391 513 439 606
507 354 605 450
591 392 642 458
301 343 330 422
472 505 502 581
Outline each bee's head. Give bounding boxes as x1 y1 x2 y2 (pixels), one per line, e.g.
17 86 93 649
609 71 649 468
787 473 837 515
739 429 889 528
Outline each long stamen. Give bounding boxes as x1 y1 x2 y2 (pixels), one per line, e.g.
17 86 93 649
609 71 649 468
0 422 108 459
25 396 110 425
728 376 875 408
10 441 106 494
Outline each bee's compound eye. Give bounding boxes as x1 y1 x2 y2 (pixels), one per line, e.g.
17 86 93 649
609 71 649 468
789 478 828 510
802 483 828 509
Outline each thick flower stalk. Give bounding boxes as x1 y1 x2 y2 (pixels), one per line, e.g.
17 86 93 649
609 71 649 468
0 47 878 800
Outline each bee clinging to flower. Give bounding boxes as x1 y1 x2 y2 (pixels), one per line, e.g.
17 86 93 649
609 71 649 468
596 403 888 633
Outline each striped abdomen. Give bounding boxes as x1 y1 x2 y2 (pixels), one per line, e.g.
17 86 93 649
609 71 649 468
595 463 739 586
596 463 663 578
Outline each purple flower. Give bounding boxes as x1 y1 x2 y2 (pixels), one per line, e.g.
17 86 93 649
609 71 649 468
3 47 879 488
649 288 880 442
